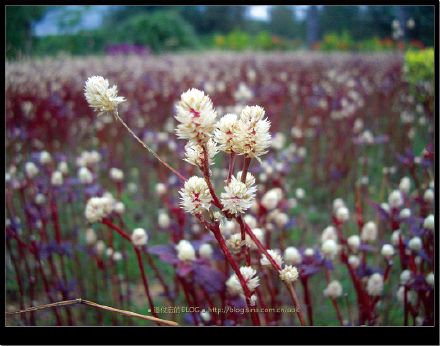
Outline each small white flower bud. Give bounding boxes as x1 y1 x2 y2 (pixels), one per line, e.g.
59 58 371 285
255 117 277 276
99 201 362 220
347 235 361 252
304 248 315 257
381 244 395 258
156 183 167 196
367 273 383 296
388 190 403 209
78 167 93 184
426 272 434 287
321 239 338 259
113 202 125 215
335 206 349 223
399 208 411 219
25 162 39 179
361 221 377 242
391 230 402 246
199 243 213 259
51 171 63 186
423 214 434 231
176 240 196 262
324 280 343 298
399 177 411 194
158 211 170 228
321 226 338 243
109 167 124 182
39 151 52 165
284 246 302 265
423 189 434 203
348 255 360 268
131 228 148 247
408 237 422 252
400 270 412 285
85 228 97 245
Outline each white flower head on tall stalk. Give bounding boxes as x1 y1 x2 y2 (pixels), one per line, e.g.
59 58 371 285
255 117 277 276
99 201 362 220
214 113 239 153
235 105 271 161
184 139 218 167
85 196 113 223
179 176 212 215
84 76 126 116
260 249 283 267
367 273 384 296
221 176 256 215
279 265 299 282
175 88 217 144
226 266 260 296
324 280 343 298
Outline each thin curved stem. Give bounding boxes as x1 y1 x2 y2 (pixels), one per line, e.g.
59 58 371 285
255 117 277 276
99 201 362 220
113 111 186 182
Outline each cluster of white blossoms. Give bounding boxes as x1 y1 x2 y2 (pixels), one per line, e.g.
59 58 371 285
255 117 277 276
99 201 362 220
84 193 116 223
175 89 271 217
175 88 217 144
260 249 283 267
84 76 126 116
234 106 271 161
220 175 256 215
214 113 239 153
184 139 218 167
179 176 212 215
324 280 343 298
226 266 260 296
279 265 299 283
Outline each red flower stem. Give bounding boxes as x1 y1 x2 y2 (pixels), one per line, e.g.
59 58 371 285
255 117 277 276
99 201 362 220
102 219 131 241
403 285 408 326
201 146 223 209
202 218 260 326
101 219 160 323
6 238 28 325
238 217 306 326
30 240 63 325
301 277 314 325
227 153 236 184
331 298 344 325
178 277 198 325
240 157 252 183
114 111 186 182
134 247 160 322
145 250 174 304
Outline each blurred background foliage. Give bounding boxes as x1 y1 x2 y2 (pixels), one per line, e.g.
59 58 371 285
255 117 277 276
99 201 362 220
6 5 435 59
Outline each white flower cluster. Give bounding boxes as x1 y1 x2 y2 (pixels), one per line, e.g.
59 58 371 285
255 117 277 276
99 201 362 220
226 266 260 296
84 76 126 116
324 280 343 298
220 175 256 215
179 176 212 215
84 193 116 223
260 249 283 267
279 265 299 283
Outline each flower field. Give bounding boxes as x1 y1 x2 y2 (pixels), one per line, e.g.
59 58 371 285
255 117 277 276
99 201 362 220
5 51 435 326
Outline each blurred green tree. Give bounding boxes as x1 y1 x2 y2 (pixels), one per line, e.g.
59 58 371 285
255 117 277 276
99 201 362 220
6 5 48 58
268 6 301 39
112 11 199 53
